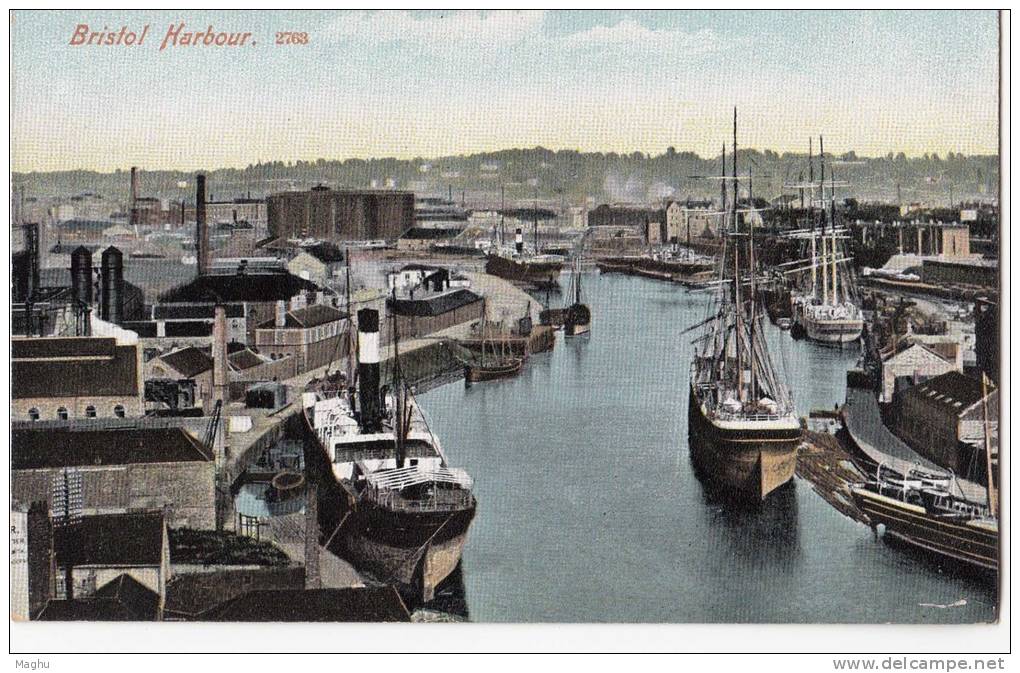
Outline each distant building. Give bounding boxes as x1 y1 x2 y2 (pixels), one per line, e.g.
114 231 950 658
285 244 346 285
587 204 665 233
396 227 460 251
254 303 346 374
12 335 145 422
158 270 324 343
921 258 997 290
12 424 216 529
205 198 267 231
879 341 961 403
267 186 414 243
893 371 998 479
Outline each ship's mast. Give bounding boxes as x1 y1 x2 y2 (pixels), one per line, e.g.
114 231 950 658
820 136 829 306
345 248 358 404
830 169 839 304
982 373 997 514
500 185 506 248
748 164 757 403
392 312 406 469
732 107 745 402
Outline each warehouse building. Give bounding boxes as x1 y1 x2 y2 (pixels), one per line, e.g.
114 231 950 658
267 185 414 243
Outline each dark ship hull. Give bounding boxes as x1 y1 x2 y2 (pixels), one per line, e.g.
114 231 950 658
850 487 998 572
687 385 801 501
485 253 562 288
564 303 591 337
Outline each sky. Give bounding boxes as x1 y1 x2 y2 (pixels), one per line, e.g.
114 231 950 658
10 10 1001 173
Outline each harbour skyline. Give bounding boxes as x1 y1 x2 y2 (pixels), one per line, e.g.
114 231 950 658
12 10 1000 173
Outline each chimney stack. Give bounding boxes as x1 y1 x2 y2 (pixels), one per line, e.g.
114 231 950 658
196 174 209 275
70 246 94 336
100 246 124 324
356 308 382 432
212 305 229 403
24 223 40 301
130 167 140 226
275 299 287 328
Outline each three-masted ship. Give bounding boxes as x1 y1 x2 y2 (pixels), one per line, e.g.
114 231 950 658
792 136 864 345
301 308 476 602
688 109 802 501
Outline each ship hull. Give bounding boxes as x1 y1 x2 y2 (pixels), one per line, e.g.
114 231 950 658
850 487 998 572
485 253 562 288
342 500 476 602
565 321 590 337
464 358 522 382
687 387 801 501
798 315 863 344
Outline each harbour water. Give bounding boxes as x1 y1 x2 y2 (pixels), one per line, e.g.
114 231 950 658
420 273 997 623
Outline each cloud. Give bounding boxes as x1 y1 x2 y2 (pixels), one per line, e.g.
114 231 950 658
562 19 725 61
327 10 546 50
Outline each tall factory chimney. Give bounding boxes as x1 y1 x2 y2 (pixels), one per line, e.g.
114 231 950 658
356 308 382 433
24 222 40 300
100 246 124 324
129 166 140 226
196 174 209 275
212 305 229 403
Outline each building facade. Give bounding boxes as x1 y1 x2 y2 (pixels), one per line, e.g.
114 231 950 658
12 335 145 422
254 303 346 374
267 187 414 243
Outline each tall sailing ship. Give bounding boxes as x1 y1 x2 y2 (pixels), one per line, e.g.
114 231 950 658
792 137 864 345
301 307 476 602
688 109 802 501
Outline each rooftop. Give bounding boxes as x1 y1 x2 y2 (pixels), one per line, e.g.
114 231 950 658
160 271 318 304
12 425 213 469
55 512 165 567
12 337 139 400
257 303 345 330
201 587 410 622
37 574 160 621
158 346 214 378
387 288 482 317
900 370 996 414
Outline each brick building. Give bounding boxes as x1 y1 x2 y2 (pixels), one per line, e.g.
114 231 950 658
267 186 414 243
12 335 145 422
12 424 216 529
387 288 484 339
879 341 961 403
893 371 998 478
254 303 346 374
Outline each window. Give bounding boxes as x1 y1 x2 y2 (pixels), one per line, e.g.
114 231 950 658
113 405 126 418
57 407 69 421
28 407 40 421
85 405 97 418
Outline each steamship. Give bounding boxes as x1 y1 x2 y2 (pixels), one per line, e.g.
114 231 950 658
485 226 564 289
301 308 476 602
688 109 801 501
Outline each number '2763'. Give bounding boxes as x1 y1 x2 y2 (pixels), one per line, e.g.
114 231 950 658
276 32 309 45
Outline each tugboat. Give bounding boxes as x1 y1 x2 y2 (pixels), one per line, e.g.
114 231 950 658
301 308 476 602
688 109 802 502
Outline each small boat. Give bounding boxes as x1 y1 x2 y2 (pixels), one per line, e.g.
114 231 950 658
465 357 523 382
463 303 523 383
563 251 591 338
